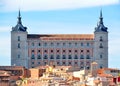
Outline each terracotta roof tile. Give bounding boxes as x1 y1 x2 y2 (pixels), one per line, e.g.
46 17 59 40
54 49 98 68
27 34 94 40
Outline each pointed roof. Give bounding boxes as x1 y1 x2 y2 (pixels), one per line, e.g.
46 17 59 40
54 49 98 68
17 9 22 24
12 10 27 32
99 9 103 25
94 10 108 32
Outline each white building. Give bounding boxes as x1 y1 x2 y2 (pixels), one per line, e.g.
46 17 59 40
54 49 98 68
11 10 108 69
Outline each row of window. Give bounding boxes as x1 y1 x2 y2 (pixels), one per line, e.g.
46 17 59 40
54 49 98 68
31 54 91 59
17 54 104 59
31 61 90 65
30 42 91 47
31 49 90 53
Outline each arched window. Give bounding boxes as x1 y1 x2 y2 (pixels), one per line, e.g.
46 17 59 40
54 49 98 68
62 55 66 59
74 55 78 59
80 55 84 59
37 54 41 59
100 36 103 41
56 55 60 59
99 43 103 48
86 55 90 59
44 55 48 59
68 55 72 59
50 55 54 59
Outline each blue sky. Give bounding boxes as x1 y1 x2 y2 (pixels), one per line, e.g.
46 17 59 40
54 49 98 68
0 0 120 68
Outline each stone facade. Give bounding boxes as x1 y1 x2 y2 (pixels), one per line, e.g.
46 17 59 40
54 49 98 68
11 10 108 69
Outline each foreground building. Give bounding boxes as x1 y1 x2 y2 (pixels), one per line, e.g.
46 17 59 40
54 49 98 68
11 10 108 69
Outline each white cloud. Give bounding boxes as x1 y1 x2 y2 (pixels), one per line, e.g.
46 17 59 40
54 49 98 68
0 0 119 12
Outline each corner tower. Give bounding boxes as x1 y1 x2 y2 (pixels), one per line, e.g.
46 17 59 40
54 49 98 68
11 10 28 68
93 10 108 68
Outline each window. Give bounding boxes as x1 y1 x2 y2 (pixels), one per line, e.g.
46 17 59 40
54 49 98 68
68 62 71 65
87 66 90 69
44 62 47 65
75 50 77 53
38 50 40 52
100 36 103 41
62 55 66 59
57 50 60 53
87 50 89 53
38 62 40 64
32 43 34 46
86 55 90 59
18 43 20 48
74 55 78 59
63 50 66 53
87 43 89 46
57 43 59 46
80 55 84 59
100 66 103 69
32 50 34 52
75 62 77 64
62 62 66 65
63 43 66 46
81 50 83 52
81 62 84 65
18 54 20 58
44 55 48 59
100 54 102 59
56 55 60 59
69 43 71 46
50 55 54 59
80 66 84 69
68 55 72 59
38 43 41 46
44 43 47 46
31 54 35 59
99 43 103 48
57 62 60 65
44 50 47 53
81 43 83 46
37 55 41 59
69 50 71 53
51 42 54 46
75 43 77 46
51 50 53 53
18 36 20 41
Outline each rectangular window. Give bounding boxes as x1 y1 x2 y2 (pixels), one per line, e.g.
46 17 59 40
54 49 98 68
18 54 20 58
44 43 47 46
81 43 83 46
87 43 89 46
18 36 20 41
32 43 34 46
18 43 20 48
38 43 41 46
38 62 40 64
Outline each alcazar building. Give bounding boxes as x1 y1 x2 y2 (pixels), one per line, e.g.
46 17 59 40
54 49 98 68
11 10 108 69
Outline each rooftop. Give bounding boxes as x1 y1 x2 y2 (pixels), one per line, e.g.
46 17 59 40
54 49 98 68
27 34 94 40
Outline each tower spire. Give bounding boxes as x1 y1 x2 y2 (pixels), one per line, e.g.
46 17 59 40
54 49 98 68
17 9 22 24
99 9 103 25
